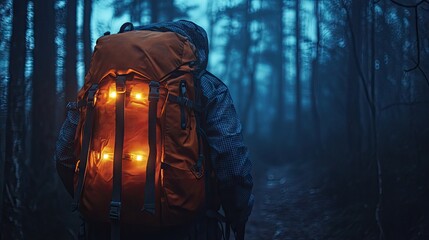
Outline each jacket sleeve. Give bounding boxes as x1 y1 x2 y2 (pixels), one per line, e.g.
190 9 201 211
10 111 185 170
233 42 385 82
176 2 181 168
200 72 254 227
54 102 80 197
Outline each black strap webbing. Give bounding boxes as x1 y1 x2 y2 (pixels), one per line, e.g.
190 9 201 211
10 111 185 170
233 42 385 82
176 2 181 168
179 80 187 130
192 72 204 180
110 75 126 240
118 22 134 33
73 84 98 211
167 94 201 112
143 81 159 215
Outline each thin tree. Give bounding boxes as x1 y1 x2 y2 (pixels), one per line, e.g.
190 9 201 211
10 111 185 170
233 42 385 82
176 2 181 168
295 0 301 135
242 0 260 129
161 0 178 21
344 0 384 238
206 0 215 62
345 0 363 155
310 0 322 150
150 0 158 23
369 1 384 239
220 0 235 86
83 0 92 75
277 0 285 124
132 0 142 24
239 0 251 118
113 0 143 24
2 0 28 238
65 0 77 102
30 0 57 235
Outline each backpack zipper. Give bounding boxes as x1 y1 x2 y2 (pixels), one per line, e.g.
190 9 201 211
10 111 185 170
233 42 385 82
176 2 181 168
180 80 187 130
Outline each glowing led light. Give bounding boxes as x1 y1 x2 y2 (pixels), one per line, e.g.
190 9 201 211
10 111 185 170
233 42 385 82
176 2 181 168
135 155 143 161
135 93 142 100
103 153 110 160
109 91 117 99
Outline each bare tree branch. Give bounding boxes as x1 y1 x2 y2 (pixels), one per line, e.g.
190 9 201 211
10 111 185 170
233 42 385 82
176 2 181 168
384 0 429 86
417 65 429 86
411 59 429 87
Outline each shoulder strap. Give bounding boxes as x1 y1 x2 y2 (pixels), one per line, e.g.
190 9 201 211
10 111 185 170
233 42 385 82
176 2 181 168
110 75 126 240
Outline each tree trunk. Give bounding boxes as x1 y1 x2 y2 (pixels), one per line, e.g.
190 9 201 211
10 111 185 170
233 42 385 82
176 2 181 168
150 0 158 23
239 0 251 122
370 1 384 238
244 10 264 134
222 1 234 87
346 0 362 156
30 0 57 235
65 0 77 103
83 0 92 75
310 0 322 150
295 0 301 135
207 0 215 66
1 0 28 238
277 0 285 124
206 1 216 43
162 0 175 21
130 0 141 24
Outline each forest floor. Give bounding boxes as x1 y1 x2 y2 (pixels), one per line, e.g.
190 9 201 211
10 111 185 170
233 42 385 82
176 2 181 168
246 162 336 240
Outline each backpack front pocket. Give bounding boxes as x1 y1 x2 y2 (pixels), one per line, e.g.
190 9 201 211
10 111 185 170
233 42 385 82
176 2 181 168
161 162 204 212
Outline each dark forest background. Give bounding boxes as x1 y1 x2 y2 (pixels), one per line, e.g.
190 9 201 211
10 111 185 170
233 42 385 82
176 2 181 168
1 0 429 239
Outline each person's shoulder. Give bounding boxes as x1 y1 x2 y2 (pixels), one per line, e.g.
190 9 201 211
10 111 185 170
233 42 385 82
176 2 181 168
200 71 229 98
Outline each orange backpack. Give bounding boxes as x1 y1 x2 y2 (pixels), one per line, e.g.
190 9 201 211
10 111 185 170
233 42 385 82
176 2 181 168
73 27 206 228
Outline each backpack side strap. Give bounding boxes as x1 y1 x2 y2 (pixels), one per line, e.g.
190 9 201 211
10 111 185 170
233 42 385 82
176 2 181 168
72 83 98 211
142 80 160 215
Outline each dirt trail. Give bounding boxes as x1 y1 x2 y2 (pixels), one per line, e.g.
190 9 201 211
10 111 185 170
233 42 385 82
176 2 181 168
245 163 335 240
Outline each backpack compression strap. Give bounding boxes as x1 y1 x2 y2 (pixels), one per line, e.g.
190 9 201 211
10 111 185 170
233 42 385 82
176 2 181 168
73 84 98 211
166 94 201 113
142 81 160 215
110 75 126 240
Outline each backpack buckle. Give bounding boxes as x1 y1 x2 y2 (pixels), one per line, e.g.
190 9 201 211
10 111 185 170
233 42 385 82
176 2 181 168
116 75 126 94
149 81 160 101
109 201 121 220
191 156 204 179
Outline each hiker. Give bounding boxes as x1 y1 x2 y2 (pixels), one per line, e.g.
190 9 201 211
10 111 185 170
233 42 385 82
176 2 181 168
55 20 253 240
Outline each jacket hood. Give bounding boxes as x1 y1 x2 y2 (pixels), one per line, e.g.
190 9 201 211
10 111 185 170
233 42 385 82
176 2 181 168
137 20 209 72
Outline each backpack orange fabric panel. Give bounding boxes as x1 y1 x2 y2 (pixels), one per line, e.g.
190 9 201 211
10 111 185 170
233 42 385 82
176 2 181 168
74 30 204 226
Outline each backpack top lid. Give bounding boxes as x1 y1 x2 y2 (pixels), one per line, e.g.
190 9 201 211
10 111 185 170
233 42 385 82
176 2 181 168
78 20 208 101
87 30 197 84
137 20 209 73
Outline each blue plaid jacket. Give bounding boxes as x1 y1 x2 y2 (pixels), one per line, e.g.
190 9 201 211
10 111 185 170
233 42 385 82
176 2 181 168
55 20 253 227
